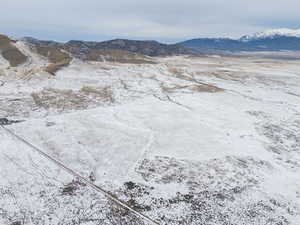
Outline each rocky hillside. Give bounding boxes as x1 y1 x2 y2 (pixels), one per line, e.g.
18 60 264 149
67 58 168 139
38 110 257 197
0 35 27 67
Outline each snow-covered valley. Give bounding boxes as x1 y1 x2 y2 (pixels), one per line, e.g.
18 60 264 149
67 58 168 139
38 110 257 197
1 51 300 224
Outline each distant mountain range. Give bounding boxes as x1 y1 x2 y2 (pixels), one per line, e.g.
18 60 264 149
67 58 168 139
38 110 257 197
1 34 199 75
1 28 300 71
20 28 300 58
22 37 198 58
178 29 300 51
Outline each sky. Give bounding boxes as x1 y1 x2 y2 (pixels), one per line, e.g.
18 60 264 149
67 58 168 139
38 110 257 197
1 0 299 43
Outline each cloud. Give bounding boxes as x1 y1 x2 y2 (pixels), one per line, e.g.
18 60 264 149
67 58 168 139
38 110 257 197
1 0 299 43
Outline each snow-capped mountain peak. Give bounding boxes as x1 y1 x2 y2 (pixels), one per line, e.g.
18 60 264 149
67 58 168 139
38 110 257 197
240 28 300 41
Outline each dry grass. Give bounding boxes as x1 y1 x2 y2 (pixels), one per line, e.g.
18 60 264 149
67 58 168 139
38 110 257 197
31 87 114 111
161 84 189 93
168 67 185 76
86 49 156 64
188 84 223 93
80 86 115 103
45 59 72 75
166 66 224 93
35 46 71 64
168 67 196 82
195 70 250 84
162 84 223 94
34 46 72 74
0 34 27 67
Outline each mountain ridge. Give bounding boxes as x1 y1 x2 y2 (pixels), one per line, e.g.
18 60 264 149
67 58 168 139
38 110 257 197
0 34 199 74
22 36 198 57
178 28 300 51
240 28 300 41
17 28 300 54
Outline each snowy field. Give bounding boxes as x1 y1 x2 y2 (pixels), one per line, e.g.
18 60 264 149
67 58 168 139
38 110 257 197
0 52 300 224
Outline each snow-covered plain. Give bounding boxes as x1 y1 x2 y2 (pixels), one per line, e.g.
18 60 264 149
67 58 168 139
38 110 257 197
1 51 300 224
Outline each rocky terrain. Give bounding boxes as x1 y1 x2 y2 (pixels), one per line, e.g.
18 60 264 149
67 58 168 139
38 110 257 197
0 34 300 225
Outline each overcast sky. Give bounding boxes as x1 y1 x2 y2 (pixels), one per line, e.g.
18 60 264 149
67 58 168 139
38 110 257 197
1 0 299 43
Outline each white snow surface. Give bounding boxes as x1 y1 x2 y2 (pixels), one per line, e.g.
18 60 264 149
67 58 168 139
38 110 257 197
1 54 300 224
